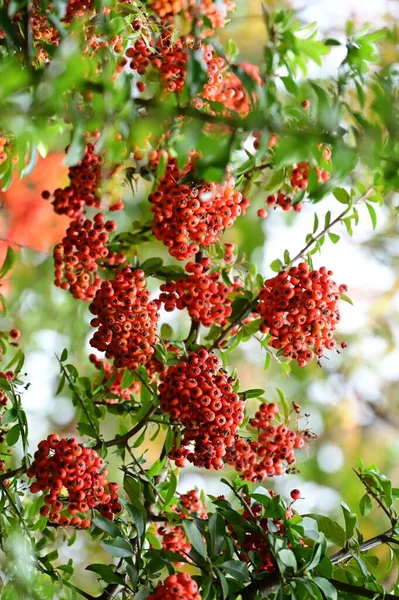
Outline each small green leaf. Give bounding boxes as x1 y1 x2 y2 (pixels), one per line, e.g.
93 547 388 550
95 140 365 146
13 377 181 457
0 246 16 278
86 564 126 586
313 577 337 600
92 515 120 538
328 232 340 244
100 537 133 558
278 548 297 571
183 520 207 558
340 293 353 305
333 187 350 204
366 202 377 229
6 424 20 446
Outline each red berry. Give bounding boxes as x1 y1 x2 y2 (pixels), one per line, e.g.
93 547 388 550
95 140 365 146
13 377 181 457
257 208 267 219
290 489 301 500
9 329 20 340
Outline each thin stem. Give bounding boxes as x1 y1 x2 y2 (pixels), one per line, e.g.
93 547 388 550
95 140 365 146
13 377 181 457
210 308 250 351
96 406 157 449
287 187 372 268
0 465 26 482
354 469 396 526
184 251 203 347
58 359 101 446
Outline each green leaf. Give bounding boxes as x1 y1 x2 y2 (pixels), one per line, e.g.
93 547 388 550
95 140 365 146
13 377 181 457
313 577 337 600
220 560 250 582
305 515 346 546
0 246 16 278
276 388 290 420
6 424 20 446
86 564 126 586
341 502 357 541
64 122 86 166
359 493 373 517
92 515 120 538
140 257 163 276
100 537 133 558
270 259 284 273
209 513 226 558
340 293 353 305
242 389 265 399
333 188 350 204
163 470 177 507
278 548 297 571
183 520 207 558
328 232 340 244
215 568 229 599
366 202 377 229
121 369 135 390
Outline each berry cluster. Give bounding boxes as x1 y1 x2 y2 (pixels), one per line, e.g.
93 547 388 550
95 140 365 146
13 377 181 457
257 264 345 365
149 154 249 260
42 143 102 218
27 434 121 527
290 154 331 190
0 136 9 166
159 348 245 469
53 214 125 301
173 489 207 518
89 267 160 369
265 193 303 213
126 34 189 94
225 402 305 483
0 461 9 487
148 573 201 600
198 51 262 118
89 354 141 402
0 371 15 406
150 0 234 28
159 259 234 328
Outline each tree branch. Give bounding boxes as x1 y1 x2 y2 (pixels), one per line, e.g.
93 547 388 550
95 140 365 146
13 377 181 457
329 578 399 599
330 528 396 564
210 307 251 351
0 465 26 482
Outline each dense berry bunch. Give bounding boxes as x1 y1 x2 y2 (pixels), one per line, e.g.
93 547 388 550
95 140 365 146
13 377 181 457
159 348 245 469
89 354 141 402
257 264 345 365
173 489 207 518
150 0 234 28
149 154 249 260
53 214 125 301
148 573 201 600
89 267 160 369
126 33 189 94
159 259 234 327
27 434 121 527
225 402 305 483
0 371 15 406
42 143 102 218
64 0 94 22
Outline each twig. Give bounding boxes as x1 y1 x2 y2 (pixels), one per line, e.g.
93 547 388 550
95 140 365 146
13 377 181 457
184 251 203 347
210 308 251 351
58 359 101 446
0 465 26 482
95 406 157 449
287 186 372 268
354 469 396 526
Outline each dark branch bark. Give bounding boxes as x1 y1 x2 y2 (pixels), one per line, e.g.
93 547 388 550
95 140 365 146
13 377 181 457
329 578 399 599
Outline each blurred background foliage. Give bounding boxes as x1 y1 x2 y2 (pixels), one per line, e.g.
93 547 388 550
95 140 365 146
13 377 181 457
1 0 399 592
